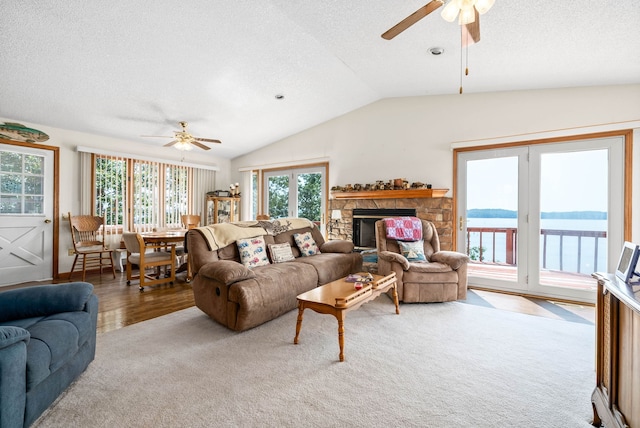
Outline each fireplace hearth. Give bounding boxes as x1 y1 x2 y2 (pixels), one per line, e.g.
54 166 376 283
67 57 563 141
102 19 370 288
352 208 416 249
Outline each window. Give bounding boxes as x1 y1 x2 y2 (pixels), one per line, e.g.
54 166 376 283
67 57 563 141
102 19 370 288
262 164 327 231
0 150 46 214
92 154 202 232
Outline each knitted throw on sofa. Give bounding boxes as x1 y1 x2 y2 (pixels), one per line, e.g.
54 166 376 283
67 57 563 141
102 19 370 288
195 217 315 251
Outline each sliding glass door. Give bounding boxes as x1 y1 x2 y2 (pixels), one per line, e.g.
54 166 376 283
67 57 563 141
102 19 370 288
457 136 624 303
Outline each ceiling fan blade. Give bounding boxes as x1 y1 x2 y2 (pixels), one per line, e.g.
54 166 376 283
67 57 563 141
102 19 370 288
194 137 222 144
163 140 179 147
381 0 443 40
190 140 211 151
462 9 481 47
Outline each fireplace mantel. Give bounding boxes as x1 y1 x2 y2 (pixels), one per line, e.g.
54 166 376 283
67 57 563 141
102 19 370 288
331 188 448 200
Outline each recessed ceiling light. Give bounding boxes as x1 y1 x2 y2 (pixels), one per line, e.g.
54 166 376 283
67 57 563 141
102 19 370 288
275 94 285 100
428 47 444 56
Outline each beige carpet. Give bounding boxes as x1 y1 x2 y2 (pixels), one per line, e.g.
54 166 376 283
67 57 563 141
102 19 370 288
34 297 595 427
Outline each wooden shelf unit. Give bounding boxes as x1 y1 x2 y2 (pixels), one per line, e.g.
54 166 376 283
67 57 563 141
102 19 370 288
591 272 640 428
205 195 241 225
331 188 448 200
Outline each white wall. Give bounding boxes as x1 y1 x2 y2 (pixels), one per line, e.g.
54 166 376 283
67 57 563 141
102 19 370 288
0 117 231 273
231 84 640 239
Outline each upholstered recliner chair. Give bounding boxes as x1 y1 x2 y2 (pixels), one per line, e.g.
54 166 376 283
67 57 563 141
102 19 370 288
0 282 98 427
375 219 469 302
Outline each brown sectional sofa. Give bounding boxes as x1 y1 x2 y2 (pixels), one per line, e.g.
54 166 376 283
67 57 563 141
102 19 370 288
187 218 362 331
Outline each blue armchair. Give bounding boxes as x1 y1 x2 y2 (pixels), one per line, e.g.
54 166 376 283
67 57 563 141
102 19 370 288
0 282 98 428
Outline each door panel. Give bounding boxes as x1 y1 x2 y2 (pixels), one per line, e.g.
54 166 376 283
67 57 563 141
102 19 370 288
528 138 623 302
0 144 54 285
458 147 528 292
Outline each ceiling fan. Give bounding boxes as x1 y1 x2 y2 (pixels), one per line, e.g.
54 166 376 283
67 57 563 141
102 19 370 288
381 0 496 45
142 121 221 151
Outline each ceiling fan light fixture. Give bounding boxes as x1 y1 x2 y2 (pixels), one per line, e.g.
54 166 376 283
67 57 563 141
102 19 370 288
440 1 460 22
458 6 476 24
174 140 193 151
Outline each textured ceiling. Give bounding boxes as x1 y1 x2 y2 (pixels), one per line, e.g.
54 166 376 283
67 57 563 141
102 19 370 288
1 1 639 159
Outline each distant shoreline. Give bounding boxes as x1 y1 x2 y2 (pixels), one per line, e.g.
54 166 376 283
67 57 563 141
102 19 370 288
467 209 607 220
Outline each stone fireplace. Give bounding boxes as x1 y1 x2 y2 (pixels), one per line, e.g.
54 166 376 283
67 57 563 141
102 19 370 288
328 189 453 251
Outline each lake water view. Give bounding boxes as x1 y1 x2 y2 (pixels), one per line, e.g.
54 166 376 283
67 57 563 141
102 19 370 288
466 218 608 274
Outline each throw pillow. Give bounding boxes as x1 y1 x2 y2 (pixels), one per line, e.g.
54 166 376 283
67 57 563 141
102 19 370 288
398 240 427 262
236 236 270 268
268 242 295 263
293 231 321 257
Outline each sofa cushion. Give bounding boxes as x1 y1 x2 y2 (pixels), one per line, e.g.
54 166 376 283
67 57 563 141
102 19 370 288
319 240 354 254
293 231 321 257
237 236 270 268
293 253 362 285
268 243 295 263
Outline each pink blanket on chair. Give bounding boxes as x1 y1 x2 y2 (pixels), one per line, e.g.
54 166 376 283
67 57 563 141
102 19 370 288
384 217 422 241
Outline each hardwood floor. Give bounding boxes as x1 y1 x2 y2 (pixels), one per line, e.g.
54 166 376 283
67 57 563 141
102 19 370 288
6 270 195 334
4 268 594 334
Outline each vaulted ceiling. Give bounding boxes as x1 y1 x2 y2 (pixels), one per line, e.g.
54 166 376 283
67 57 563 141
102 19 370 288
1 1 638 159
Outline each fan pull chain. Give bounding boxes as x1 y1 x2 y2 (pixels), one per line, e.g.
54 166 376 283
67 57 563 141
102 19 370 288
459 26 463 94
459 25 470 94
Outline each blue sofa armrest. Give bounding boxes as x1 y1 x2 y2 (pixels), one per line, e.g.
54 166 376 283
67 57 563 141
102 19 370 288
0 325 30 349
0 326 29 427
0 282 95 323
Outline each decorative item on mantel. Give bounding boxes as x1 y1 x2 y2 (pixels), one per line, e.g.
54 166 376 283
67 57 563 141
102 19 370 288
331 178 433 192
331 178 446 200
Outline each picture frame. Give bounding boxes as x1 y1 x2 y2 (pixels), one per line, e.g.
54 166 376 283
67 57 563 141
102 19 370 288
615 241 640 283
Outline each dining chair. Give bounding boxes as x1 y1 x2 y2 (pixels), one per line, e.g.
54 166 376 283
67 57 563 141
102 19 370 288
181 214 201 229
179 214 201 281
68 212 116 281
122 232 176 292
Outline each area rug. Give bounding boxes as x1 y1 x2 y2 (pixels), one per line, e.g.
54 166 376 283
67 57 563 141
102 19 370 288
34 298 596 427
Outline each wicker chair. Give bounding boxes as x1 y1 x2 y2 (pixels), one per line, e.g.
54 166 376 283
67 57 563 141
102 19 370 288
68 213 116 281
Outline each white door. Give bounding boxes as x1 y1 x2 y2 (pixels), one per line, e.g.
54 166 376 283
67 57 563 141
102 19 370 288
0 144 54 285
457 136 624 303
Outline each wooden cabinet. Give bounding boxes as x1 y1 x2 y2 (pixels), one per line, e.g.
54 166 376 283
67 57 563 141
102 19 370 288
591 272 640 428
205 196 240 225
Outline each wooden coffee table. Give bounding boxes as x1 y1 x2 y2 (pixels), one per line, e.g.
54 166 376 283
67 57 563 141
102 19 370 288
294 272 399 362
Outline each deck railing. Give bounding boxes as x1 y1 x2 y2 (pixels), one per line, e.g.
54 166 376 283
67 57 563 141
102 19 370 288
466 227 607 273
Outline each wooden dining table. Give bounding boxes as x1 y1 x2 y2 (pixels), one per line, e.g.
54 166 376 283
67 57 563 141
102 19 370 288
139 229 188 245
